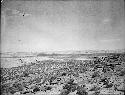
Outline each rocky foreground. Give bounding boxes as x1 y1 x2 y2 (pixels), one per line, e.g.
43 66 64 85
1 53 125 95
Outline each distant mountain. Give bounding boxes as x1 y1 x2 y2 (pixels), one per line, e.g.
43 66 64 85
0 52 37 58
37 49 125 55
1 49 125 57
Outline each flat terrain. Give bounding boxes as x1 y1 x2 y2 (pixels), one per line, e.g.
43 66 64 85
1 51 125 95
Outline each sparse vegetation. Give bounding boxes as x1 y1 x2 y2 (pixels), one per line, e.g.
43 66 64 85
1 52 125 95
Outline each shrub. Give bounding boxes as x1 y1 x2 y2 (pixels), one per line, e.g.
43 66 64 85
76 85 88 95
12 83 24 91
32 86 40 93
8 87 18 94
63 84 72 91
59 89 70 95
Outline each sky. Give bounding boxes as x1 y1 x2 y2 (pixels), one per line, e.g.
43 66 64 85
1 0 125 52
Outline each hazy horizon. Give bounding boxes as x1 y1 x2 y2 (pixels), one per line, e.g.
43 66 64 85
1 0 125 52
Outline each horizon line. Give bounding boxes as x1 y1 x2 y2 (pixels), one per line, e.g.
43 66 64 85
1 49 125 53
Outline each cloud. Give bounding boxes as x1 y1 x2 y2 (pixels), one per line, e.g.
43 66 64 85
1 0 4 3
102 18 111 24
5 8 31 17
100 39 121 42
